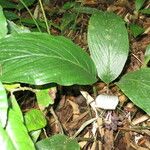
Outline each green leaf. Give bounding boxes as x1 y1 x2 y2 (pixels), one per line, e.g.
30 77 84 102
0 122 15 150
18 0 36 10
6 109 35 150
3 11 19 20
30 129 41 143
0 5 7 39
144 44 150 65
10 94 23 122
7 21 30 35
36 134 80 150
117 68 150 115
129 23 144 38
0 0 17 9
63 2 76 10
0 81 8 127
140 8 150 14
60 12 77 31
25 109 47 132
36 88 54 111
88 11 129 83
0 32 97 85
135 0 146 11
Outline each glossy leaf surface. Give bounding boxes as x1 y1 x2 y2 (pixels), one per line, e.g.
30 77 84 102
0 81 8 127
0 122 15 150
88 11 129 83
36 134 80 150
0 32 97 85
36 88 53 111
135 0 146 11
6 109 35 150
117 68 150 115
25 109 47 132
0 5 7 38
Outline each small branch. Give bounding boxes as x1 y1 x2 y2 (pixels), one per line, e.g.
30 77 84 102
132 53 143 65
10 87 36 94
19 0 42 32
38 0 50 34
49 107 64 134
72 118 97 139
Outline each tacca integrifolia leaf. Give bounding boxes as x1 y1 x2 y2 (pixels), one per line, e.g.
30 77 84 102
88 11 129 83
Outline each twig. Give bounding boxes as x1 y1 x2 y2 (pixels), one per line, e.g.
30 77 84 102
38 0 50 34
132 115 149 125
49 107 64 134
118 127 150 136
72 118 97 139
76 137 94 142
131 53 143 65
19 0 42 32
10 87 36 94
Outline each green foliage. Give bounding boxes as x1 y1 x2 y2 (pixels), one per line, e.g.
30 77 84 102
88 11 129 83
36 134 80 150
135 0 146 11
24 109 47 132
0 81 8 127
0 1 150 149
0 0 16 9
140 8 150 14
117 68 150 115
0 82 35 150
7 21 30 35
60 12 77 31
6 109 35 150
36 88 54 110
0 32 97 85
0 0 36 10
0 5 7 39
0 122 15 150
129 23 144 38
10 94 23 122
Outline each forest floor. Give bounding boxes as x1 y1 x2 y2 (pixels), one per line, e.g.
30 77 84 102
8 0 150 149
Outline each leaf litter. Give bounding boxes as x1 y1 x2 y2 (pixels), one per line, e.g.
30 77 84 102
10 0 150 149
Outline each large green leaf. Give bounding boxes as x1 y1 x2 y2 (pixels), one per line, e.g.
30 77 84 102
36 134 80 150
117 68 150 115
0 81 8 127
10 93 23 122
88 11 129 83
6 109 35 150
0 32 97 85
0 122 15 150
0 5 7 39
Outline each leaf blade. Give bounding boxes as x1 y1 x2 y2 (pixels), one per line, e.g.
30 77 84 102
0 81 8 127
117 68 150 115
88 11 129 83
0 32 97 85
0 5 7 39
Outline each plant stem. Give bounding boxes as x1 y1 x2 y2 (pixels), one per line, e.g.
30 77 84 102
50 107 64 134
19 0 42 32
38 0 50 34
72 118 97 139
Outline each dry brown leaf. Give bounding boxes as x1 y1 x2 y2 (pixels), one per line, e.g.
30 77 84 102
67 99 80 119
